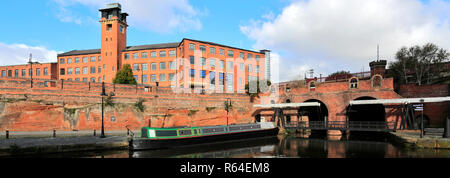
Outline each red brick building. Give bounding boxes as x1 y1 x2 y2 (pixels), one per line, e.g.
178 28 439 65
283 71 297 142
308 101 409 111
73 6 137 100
56 3 269 93
0 3 269 93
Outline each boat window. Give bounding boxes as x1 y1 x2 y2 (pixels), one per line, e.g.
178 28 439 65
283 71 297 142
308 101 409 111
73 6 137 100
193 129 197 135
141 128 148 138
155 130 178 137
179 130 192 136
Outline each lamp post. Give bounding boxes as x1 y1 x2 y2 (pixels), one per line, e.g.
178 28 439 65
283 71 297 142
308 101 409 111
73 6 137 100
226 98 231 127
420 99 425 138
100 82 107 138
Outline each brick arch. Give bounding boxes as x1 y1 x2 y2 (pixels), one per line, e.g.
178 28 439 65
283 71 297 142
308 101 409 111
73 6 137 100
300 98 329 122
371 74 383 88
349 77 359 89
346 96 386 122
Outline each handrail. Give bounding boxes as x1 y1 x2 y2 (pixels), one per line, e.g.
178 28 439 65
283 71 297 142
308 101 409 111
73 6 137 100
126 125 135 138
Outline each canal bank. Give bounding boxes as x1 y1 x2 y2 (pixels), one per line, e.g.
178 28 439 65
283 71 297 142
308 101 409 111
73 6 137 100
388 130 450 149
0 131 136 157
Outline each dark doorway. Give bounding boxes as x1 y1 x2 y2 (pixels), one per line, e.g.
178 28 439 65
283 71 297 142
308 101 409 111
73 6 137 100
347 97 385 122
299 99 329 122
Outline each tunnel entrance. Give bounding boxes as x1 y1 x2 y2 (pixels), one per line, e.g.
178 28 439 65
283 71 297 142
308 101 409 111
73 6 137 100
299 99 329 122
346 97 387 136
346 97 386 122
299 99 329 135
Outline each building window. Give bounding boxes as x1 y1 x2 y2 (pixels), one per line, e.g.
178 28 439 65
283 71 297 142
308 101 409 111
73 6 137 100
239 63 244 71
309 82 316 92
190 69 195 77
98 66 102 74
83 78 88 82
14 69 18 77
120 25 124 33
142 63 148 71
124 53 130 60
200 70 206 78
98 77 101 83
372 75 382 87
248 54 253 60
219 73 225 86
1 70 5 77
75 68 80 75
160 51 166 57
169 50 176 57
142 52 148 58
256 65 260 73
239 52 245 59
60 68 65 76
151 63 157 70
83 67 88 74
256 55 261 61
209 59 216 68
150 74 156 82
169 61 175 70
169 73 175 81
189 43 196 51
227 61 233 70
90 66 96 74
160 62 166 70
133 64 139 71
201 58 206 66
67 68 73 75
83 57 88 63
90 77 96 83
98 56 101 62
134 75 138 82
210 71 216 85
350 78 358 89
60 58 65 64
67 58 73 64
219 49 225 56
29 69 32 76
228 50 234 57
248 64 253 73
227 73 234 92
189 56 195 65
151 52 157 58
142 75 148 83
160 74 166 82
133 53 139 59
75 78 80 82
22 69 26 77
200 45 206 52
107 24 112 31
75 57 80 63
219 60 225 69
90 56 96 62
210 47 216 54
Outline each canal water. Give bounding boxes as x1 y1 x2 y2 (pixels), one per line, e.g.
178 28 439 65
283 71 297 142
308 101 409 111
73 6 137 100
41 132 450 158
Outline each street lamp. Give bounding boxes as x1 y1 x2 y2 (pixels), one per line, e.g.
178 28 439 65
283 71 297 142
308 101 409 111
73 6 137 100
226 98 232 127
100 82 107 138
420 99 425 138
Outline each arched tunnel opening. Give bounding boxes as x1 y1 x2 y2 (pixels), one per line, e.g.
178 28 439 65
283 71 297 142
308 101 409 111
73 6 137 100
298 99 329 136
346 96 388 139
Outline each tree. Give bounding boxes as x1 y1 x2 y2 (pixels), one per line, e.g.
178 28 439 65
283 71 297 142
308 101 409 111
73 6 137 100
113 64 137 85
388 43 449 85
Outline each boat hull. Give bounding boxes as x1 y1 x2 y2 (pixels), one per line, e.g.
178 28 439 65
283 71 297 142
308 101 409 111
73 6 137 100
130 128 279 150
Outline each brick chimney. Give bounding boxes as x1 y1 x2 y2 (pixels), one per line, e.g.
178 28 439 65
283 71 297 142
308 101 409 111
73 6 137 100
369 60 387 78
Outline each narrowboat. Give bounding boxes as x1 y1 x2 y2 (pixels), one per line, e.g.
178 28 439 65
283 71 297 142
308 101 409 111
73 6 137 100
129 122 279 150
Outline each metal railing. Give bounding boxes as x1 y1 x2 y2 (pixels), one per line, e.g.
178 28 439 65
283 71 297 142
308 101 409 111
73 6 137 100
286 121 396 132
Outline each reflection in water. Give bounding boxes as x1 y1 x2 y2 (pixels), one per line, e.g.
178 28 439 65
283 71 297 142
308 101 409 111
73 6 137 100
22 132 449 158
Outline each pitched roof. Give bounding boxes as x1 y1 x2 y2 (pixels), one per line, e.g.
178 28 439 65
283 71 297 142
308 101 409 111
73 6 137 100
57 49 101 57
123 42 180 52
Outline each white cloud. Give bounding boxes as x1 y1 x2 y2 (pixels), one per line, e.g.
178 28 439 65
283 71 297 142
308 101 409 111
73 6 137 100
53 0 204 33
241 0 450 82
0 43 59 66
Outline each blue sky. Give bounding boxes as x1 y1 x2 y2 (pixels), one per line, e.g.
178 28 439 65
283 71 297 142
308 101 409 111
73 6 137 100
1 0 449 82
0 0 288 53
